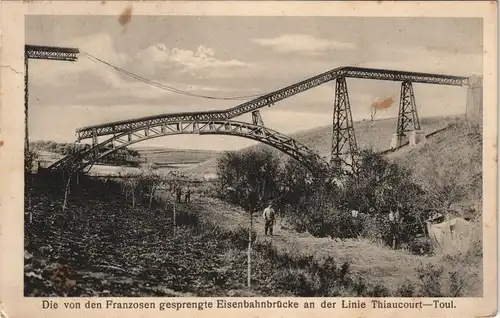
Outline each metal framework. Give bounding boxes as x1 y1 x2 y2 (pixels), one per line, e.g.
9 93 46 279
251 110 265 126
49 119 327 175
331 77 358 174
75 66 469 140
25 45 80 61
39 62 471 178
397 81 421 135
24 45 79 151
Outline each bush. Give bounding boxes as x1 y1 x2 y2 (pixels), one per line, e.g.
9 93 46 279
216 148 282 212
407 236 434 256
415 262 469 297
215 148 433 250
214 142 480 256
396 281 415 297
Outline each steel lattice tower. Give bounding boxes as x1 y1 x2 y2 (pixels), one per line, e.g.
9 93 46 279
331 77 358 175
396 80 421 136
251 110 264 126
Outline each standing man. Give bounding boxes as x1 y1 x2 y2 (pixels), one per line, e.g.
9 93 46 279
176 186 182 203
262 203 276 236
388 207 400 249
185 187 191 203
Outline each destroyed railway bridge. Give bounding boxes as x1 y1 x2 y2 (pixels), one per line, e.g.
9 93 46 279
25 45 480 176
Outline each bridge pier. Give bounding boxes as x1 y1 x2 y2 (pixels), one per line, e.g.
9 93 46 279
331 77 359 174
251 110 264 126
24 55 29 152
392 80 423 149
92 128 99 160
465 75 483 125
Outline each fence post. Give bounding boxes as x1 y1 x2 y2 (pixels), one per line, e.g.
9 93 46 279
247 206 253 288
173 199 177 237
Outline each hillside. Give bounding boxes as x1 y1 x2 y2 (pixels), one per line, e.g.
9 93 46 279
186 115 460 176
388 118 482 216
293 115 460 157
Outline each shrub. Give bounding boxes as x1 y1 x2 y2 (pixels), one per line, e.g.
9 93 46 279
214 145 475 254
396 281 415 297
416 263 445 297
216 148 281 212
407 236 434 256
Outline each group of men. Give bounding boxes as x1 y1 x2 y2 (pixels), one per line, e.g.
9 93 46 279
175 186 191 203
261 202 403 245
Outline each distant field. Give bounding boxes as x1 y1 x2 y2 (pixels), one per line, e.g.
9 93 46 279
133 147 222 166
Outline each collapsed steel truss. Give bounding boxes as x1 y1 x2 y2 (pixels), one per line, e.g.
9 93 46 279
49 120 326 174
252 110 265 126
75 66 469 140
46 64 470 176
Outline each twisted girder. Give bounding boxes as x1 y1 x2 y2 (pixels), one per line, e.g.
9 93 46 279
25 45 79 62
49 120 327 174
75 66 469 140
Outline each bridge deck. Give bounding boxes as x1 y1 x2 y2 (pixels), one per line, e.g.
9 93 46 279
75 66 469 140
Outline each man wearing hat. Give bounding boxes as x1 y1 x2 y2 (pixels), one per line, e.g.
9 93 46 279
262 202 276 236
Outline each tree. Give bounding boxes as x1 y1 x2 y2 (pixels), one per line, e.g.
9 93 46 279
339 150 427 245
370 96 394 121
216 148 281 212
216 147 282 288
370 105 378 121
24 149 38 176
140 166 165 212
120 171 139 208
418 150 468 215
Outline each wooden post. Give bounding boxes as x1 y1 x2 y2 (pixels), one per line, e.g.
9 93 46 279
247 205 252 288
28 195 32 224
148 186 155 212
173 199 177 237
417 215 427 238
62 176 72 212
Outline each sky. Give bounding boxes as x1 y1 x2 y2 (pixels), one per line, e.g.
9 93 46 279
26 16 483 150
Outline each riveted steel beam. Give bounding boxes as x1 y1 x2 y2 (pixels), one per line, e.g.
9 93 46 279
75 67 468 140
25 45 79 61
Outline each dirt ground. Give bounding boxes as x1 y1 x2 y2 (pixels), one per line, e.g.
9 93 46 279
181 196 440 291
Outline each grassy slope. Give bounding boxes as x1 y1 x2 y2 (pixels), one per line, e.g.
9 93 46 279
387 118 483 214
189 197 435 290
292 115 460 157
187 196 481 296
